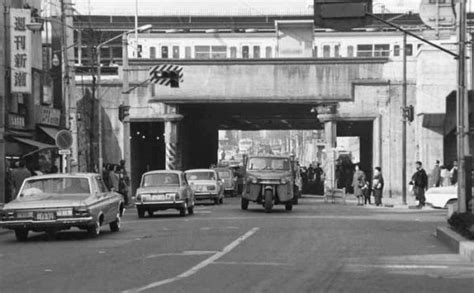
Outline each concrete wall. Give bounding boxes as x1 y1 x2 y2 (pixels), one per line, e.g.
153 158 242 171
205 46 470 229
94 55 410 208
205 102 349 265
128 59 387 104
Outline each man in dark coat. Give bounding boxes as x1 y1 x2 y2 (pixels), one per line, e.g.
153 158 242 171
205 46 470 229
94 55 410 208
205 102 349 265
410 161 428 208
430 160 441 188
11 160 31 195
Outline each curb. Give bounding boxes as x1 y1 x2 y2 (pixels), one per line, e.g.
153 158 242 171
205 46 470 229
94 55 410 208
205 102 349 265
436 226 474 262
0 229 12 236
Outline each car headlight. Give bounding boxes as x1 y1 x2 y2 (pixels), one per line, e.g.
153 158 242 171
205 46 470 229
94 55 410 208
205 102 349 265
73 207 90 217
281 178 287 184
207 185 216 191
247 177 257 184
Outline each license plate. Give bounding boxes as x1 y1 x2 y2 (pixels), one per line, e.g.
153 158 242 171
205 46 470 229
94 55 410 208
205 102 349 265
151 194 165 201
36 212 55 221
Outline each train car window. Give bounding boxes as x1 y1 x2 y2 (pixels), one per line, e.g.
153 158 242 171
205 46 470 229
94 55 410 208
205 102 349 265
429 0 445 3
406 44 413 56
195 46 211 59
347 46 354 57
242 46 249 59
253 46 261 58
185 46 192 59
394 45 400 57
150 47 156 59
334 45 340 58
211 46 227 59
173 46 180 59
313 46 318 58
161 46 169 59
323 45 330 57
230 47 237 58
265 46 272 58
357 44 372 57
374 44 390 57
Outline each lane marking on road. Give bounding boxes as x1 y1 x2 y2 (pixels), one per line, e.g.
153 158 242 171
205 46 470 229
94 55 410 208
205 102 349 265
122 227 260 293
213 261 288 266
200 227 211 230
145 251 218 259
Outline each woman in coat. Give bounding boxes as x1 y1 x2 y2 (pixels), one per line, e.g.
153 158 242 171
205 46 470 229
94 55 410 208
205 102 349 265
372 167 384 206
352 164 365 205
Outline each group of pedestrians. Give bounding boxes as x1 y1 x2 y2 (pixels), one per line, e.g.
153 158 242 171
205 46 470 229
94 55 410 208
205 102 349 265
102 160 130 205
352 164 385 207
300 163 324 195
429 160 458 188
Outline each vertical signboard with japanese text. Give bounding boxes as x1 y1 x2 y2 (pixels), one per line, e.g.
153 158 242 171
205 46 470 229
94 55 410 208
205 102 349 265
10 9 31 94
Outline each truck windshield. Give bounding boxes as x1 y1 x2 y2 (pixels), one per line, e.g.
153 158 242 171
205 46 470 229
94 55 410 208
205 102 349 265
247 158 290 171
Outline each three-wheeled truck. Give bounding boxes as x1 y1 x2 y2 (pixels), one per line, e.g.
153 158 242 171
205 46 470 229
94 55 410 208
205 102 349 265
241 155 295 213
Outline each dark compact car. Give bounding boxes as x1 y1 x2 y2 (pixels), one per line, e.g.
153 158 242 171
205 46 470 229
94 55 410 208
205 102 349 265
241 155 295 213
0 173 124 241
135 170 195 217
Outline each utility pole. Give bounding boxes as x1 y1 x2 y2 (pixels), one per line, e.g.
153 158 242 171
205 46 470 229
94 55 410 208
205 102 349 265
457 0 468 213
402 32 407 205
60 0 70 172
0 2 7 204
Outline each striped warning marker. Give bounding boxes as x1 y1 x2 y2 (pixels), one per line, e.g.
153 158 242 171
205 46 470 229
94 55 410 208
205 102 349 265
166 143 177 170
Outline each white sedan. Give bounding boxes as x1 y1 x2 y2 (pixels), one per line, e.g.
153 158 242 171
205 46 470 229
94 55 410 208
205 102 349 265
425 185 458 208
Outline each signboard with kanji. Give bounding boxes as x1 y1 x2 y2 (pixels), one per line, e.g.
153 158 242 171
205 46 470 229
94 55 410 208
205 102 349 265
10 9 32 94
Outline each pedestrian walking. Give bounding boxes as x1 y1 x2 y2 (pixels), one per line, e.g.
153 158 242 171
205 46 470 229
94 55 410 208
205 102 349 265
108 164 120 192
450 160 458 185
352 163 365 205
372 167 384 206
361 180 371 205
11 160 31 195
440 165 450 186
119 159 130 206
5 160 14 202
102 163 111 189
410 161 428 208
430 160 441 188
315 163 324 195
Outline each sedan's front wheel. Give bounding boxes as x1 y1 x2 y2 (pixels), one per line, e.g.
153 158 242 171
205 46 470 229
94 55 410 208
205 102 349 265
109 213 121 232
14 229 28 241
87 219 101 238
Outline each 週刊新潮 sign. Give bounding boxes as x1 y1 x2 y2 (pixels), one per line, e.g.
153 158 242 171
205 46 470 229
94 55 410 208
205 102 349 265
10 9 32 94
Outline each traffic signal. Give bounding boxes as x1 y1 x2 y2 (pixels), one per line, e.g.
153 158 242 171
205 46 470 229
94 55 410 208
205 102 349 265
137 45 143 58
160 70 179 88
118 104 130 122
406 105 414 122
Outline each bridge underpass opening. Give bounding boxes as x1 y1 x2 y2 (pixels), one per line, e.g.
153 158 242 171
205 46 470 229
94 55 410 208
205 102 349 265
178 103 323 170
130 122 165 195
336 120 374 194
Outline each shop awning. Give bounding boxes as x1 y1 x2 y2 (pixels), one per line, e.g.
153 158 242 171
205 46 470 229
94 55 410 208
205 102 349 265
12 137 57 157
39 126 60 140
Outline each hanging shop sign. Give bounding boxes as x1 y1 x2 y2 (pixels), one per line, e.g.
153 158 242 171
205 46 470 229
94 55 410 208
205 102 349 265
36 106 61 127
10 9 32 94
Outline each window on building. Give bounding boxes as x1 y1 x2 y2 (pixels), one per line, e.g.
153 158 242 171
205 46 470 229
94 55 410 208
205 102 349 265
211 46 227 59
429 0 446 3
253 46 260 58
185 46 192 58
356 44 373 57
313 46 318 58
374 44 390 57
334 44 340 57
323 45 331 57
150 47 156 59
172 46 180 58
406 44 413 56
161 46 169 58
394 45 400 57
242 46 249 58
265 46 272 58
230 47 237 58
347 45 354 57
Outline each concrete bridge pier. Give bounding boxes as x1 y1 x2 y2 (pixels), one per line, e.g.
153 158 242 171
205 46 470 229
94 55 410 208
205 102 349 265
163 106 183 170
317 104 338 192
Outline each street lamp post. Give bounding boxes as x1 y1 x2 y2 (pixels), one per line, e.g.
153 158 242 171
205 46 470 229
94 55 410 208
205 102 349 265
96 24 152 175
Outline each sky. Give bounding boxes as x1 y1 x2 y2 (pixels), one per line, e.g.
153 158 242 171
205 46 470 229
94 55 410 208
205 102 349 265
71 0 423 16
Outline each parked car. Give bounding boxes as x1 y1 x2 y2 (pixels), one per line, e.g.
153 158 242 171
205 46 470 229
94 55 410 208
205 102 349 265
425 185 459 208
0 173 124 241
185 169 224 204
214 167 237 197
135 170 195 217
